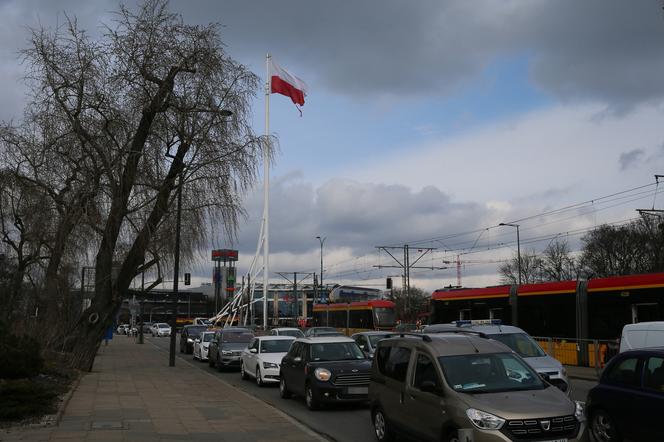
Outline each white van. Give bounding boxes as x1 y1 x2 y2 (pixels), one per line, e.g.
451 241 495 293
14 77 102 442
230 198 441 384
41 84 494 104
619 321 664 352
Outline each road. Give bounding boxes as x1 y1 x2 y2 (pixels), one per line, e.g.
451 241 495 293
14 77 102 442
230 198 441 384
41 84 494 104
148 335 596 442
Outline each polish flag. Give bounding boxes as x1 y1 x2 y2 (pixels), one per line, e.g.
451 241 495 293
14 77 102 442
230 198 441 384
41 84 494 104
269 58 308 106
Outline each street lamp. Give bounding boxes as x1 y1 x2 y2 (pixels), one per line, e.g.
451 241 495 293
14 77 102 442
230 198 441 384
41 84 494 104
499 223 522 285
315 236 326 292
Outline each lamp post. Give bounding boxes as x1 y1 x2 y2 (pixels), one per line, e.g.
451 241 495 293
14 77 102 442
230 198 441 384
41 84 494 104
499 223 522 285
315 236 326 294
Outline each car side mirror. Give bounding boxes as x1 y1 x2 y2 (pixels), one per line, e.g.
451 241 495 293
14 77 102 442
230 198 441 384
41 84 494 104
294 356 302 363
419 380 439 394
359 344 365 350
250 348 257 354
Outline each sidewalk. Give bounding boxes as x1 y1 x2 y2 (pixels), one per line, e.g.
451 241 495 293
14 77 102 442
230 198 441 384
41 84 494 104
1 338 324 442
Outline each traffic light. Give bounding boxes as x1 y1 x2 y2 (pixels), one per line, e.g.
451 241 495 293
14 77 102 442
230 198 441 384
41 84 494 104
184 273 191 285
386 277 392 289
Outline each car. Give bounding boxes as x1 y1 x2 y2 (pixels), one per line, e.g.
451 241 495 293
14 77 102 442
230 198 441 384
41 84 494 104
270 327 305 338
304 327 344 337
586 347 664 442
193 317 213 326
369 331 587 442
140 322 153 334
241 336 296 386
193 331 215 361
279 336 371 410
117 324 129 335
351 331 396 358
179 325 208 354
424 320 571 394
619 321 664 352
152 322 171 337
208 327 254 371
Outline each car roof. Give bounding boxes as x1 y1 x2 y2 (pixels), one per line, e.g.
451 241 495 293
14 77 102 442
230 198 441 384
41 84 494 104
294 336 356 344
616 347 664 356
257 335 296 341
382 332 510 356
424 323 525 335
351 331 396 337
273 327 301 331
220 327 251 332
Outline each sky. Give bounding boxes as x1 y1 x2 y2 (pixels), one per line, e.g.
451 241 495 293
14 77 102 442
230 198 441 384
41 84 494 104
2 1 664 293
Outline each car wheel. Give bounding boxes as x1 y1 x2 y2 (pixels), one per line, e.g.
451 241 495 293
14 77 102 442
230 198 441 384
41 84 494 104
241 361 249 380
279 375 291 399
591 409 622 442
305 383 320 410
208 354 215 368
256 366 263 387
444 429 460 442
372 407 394 442
216 354 224 372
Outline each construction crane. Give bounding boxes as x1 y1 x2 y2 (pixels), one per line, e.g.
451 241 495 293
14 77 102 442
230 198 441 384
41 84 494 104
443 256 506 287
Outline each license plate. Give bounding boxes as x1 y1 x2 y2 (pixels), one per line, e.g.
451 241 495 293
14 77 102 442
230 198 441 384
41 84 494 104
347 386 368 395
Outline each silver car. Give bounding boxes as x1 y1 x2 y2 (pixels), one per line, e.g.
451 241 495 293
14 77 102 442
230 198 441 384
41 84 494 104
424 321 571 394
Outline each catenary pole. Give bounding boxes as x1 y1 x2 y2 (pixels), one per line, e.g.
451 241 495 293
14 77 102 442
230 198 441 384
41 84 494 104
263 53 271 329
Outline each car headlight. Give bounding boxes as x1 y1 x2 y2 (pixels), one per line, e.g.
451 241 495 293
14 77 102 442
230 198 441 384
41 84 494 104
187 338 194 343
314 368 332 382
263 362 279 369
466 408 505 430
574 401 586 422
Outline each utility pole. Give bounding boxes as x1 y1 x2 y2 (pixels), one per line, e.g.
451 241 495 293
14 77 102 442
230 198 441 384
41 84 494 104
374 245 445 319
169 172 183 367
276 272 313 326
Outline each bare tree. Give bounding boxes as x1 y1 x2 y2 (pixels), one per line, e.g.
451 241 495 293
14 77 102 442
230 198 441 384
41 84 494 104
540 239 578 281
498 250 543 285
1 0 265 370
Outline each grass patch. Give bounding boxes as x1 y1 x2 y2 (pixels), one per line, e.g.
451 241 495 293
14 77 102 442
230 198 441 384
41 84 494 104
0 379 60 421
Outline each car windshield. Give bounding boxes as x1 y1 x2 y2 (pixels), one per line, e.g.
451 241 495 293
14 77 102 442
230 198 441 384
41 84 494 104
311 327 336 334
439 352 545 394
158 324 169 328
489 333 546 358
311 342 365 361
260 339 294 353
222 331 253 343
280 329 304 338
374 308 396 328
202 333 213 342
368 334 394 347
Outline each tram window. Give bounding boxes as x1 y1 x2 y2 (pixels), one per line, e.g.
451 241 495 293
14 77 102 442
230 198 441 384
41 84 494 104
459 309 471 320
349 310 373 329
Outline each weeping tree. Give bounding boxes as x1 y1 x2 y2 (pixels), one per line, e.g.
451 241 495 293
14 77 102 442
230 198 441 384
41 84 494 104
0 0 265 370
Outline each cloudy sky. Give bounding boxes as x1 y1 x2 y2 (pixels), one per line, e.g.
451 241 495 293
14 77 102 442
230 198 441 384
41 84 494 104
3 0 664 292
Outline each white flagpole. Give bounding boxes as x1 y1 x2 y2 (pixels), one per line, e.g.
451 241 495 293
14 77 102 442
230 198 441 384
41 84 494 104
263 53 271 329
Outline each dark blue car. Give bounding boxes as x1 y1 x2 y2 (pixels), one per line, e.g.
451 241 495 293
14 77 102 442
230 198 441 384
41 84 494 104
586 347 664 442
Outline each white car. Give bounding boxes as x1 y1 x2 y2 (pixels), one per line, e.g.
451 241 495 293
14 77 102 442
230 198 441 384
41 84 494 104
152 322 171 337
240 336 295 386
193 331 215 361
269 327 305 338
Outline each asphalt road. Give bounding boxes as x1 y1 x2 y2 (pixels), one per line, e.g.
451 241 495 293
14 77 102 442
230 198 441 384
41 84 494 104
147 335 597 442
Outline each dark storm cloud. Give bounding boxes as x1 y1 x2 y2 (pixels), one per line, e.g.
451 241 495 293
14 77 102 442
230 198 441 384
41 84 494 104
234 177 487 257
619 149 645 171
2 0 664 117
174 0 664 108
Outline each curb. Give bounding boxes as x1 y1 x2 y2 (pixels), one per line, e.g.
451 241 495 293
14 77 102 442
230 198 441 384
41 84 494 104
146 339 330 442
53 373 82 426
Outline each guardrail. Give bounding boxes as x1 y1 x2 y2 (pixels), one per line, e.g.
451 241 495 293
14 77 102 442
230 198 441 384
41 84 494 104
532 336 620 376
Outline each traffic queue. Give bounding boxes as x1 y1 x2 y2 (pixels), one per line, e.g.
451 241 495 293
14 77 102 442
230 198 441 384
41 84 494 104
173 319 598 442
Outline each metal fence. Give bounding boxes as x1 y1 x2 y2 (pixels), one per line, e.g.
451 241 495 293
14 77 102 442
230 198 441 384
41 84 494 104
533 336 620 376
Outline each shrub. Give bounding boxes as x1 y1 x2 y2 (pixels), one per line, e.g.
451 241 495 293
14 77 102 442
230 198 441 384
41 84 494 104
0 322 44 379
0 379 59 421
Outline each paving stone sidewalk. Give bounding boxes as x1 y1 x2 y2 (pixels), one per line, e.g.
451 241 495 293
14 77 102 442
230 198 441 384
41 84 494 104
1 338 324 442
